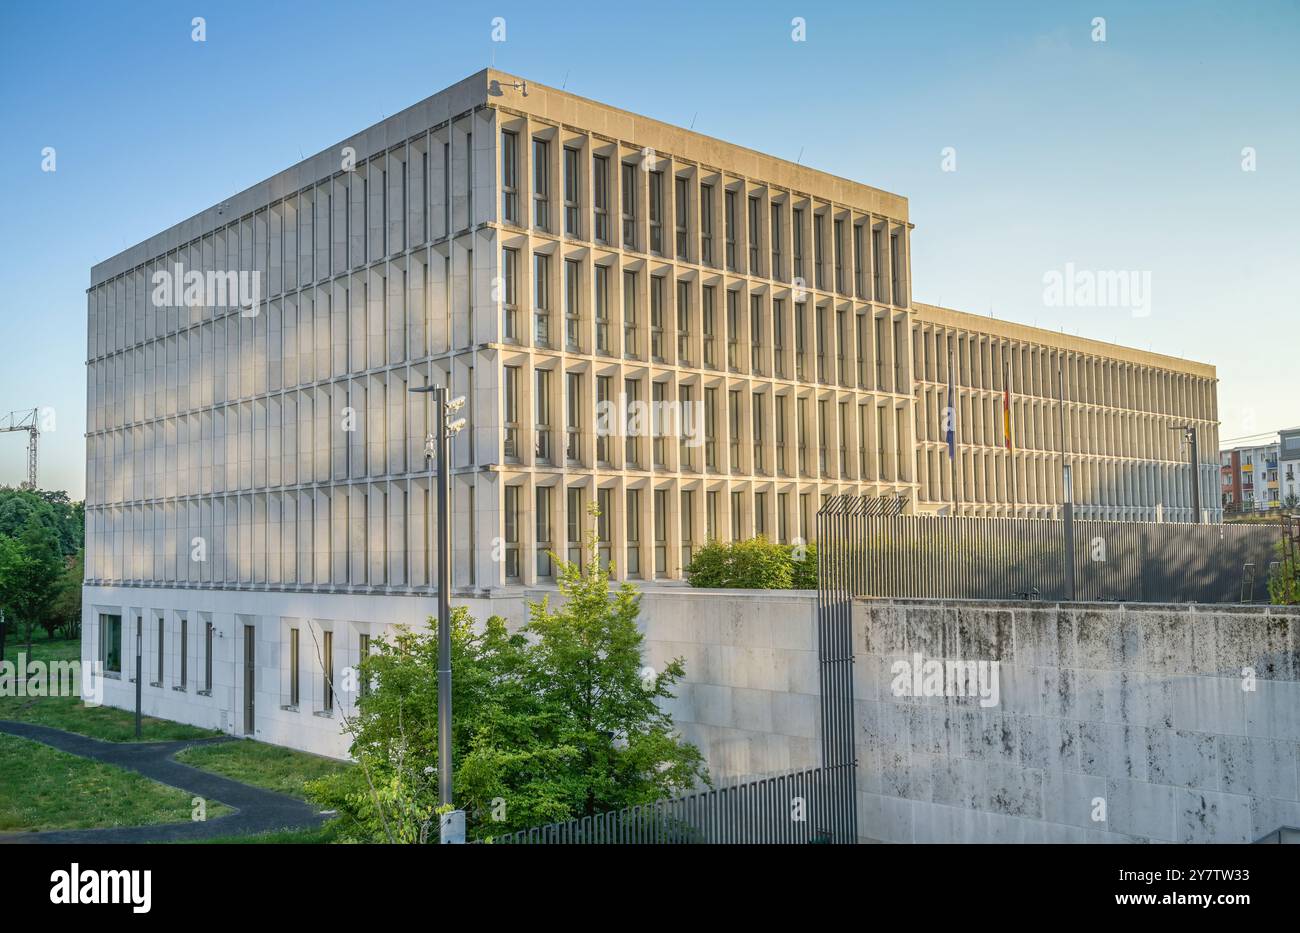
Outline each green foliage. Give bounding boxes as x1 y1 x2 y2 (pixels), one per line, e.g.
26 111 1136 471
1269 539 1299 605
0 488 85 647
308 511 708 843
685 536 818 590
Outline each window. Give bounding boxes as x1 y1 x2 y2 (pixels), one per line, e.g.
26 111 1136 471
750 294 763 374
700 183 714 265
649 171 664 254
793 208 805 284
155 616 164 685
566 487 584 565
773 299 786 378
650 276 665 361
798 397 809 475
856 314 868 387
681 490 695 564
593 155 610 243
704 387 718 470
652 381 667 467
563 146 580 236
706 490 718 541
654 489 668 575
203 619 213 694
853 223 865 297
504 485 520 579
770 202 783 276
502 247 519 342
99 613 122 674
818 399 829 473
872 228 883 299
730 491 741 541
626 488 642 576
289 627 300 707
623 270 638 358
322 629 334 712
501 130 518 224
836 309 847 384
597 487 612 568
621 162 637 249
564 258 580 351
778 492 789 543
725 189 737 270
795 303 807 381
180 617 188 688
624 378 641 467
702 286 716 368
358 633 371 698
890 232 902 304
676 280 691 364
536 485 553 578
596 376 611 463
726 289 739 370
534 252 551 347
675 177 689 259
728 389 742 471
504 365 520 460
816 306 827 382
566 371 582 462
775 394 788 474
753 393 766 473
679 384 695 470
533 139 550 230
814 213 826 290
839 401 849 476
535 368 553 464
748 196 761 272
595 265 610 353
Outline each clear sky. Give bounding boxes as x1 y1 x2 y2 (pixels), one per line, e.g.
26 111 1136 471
1 0 1296 499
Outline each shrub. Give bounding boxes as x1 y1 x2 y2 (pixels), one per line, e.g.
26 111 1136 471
685 537 817 590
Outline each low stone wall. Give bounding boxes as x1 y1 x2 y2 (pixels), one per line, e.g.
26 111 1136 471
854 598 1300 843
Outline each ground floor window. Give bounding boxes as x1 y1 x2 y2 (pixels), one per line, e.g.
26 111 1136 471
99 613 121 674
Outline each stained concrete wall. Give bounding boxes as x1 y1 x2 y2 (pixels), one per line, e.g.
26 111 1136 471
854 598 1300 843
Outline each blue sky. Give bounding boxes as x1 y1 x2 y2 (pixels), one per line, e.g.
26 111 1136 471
1 0 1297 498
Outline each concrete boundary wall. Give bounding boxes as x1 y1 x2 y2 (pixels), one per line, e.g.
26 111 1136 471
854 598 1300 843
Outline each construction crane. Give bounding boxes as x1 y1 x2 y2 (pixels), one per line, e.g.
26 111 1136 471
0 409 39 490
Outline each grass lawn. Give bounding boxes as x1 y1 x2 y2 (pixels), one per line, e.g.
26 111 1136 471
175 738 352 800
190 822 345 845
0 732 231 832
0 634 220 743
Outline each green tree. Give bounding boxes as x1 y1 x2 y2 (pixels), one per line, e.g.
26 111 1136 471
308 510 707 842
684 536 818 589
0 523 64 650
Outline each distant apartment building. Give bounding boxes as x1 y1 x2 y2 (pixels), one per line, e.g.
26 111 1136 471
83 71 1220 753
1222 430 1300 513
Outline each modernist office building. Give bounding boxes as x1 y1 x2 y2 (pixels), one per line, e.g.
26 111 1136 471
83 70 1220 751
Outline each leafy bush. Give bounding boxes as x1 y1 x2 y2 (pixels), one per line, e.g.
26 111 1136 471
1269 539 1299 605
685 537 817 590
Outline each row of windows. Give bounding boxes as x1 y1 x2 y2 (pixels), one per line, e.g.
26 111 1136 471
499 127 908 302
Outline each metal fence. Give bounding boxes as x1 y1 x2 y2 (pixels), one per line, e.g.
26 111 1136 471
492 764 856 844
820 496 1286 603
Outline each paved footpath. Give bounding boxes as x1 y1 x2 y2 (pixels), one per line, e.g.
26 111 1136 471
0 721 329 843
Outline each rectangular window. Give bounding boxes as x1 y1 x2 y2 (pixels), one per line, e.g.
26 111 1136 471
704 387 718 470
818 399 829 473
535 368 552 464
702 286 716 369
504 485 520 579
793 208 805 283
770 202 783 276
564 258 580 351
534 252 551 348
836 309 846 384
748 196 761 272
566 487 584 566
593 155 610 243
679 384 695 470
853 223 865 297
289 627 300 707
700 184 714 265
649 170 664 254
155 616 164 685
100 613 122 674
624 378 640 467
536 485 553 578
676 280 690 364
533 139 550 231
595 265 610 353
623 270 638 358
753 392 765 474
204 620 213 693
775 394 787 474
795 303 807 381
626 489 641 576
621 162 637 249
726 289 739 371
654 489 668 575
814 214 826 290
755 494 767 538
724 189 737 270
652 381 667 467
596 376 611 463
501 130 519 224
890 232 902 304
816 306 827 382
872 228 883 300
563 146 580 236
773 298 786 379
675 177 689 259
750 294 763 374
778 492 788 543
597 487 612 568
650 276 665 361
834 219 845 293
322 629 334 712
358 633 371 698
681 490 695 564
706 490 718 541
180 617 188 688
502 247 519 342
504 365 520 460
730 491 741 542
728 389 742 472
566 371 582 462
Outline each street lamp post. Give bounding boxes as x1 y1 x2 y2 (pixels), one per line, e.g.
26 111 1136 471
409 381 467 843
1170 425 1202 523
